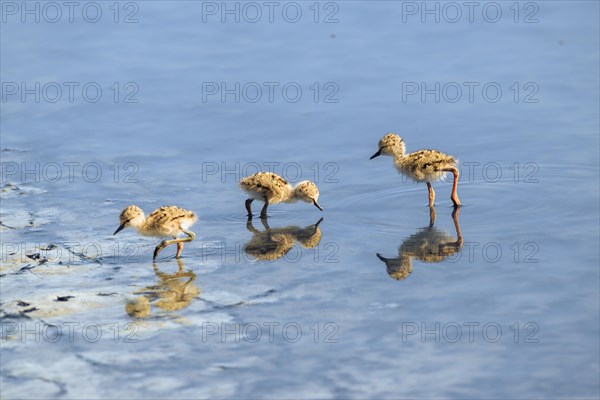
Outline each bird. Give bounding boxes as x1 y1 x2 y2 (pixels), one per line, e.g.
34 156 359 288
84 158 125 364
240 172 323 219
125 259 199 318
370 133 461 207
244 217 323 261
376 207 463 281
113 205 197 260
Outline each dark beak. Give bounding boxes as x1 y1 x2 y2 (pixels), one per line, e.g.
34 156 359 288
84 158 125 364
376 253 388 262
113 224 125 235
370 149 382 159
311 217 324 235
313 201 323 211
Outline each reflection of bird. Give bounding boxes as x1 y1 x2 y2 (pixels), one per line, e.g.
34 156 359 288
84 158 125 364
370 133 461 207
376 207 463 281
244 217 323 261
125 259 200 318
240 172 323 219
113 205 197 260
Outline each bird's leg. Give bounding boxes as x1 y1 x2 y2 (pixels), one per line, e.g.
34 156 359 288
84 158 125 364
246 218 259 234
153 228 196 261
176 242 184 258
153 240 168 260
260 198 269 219
180 228 196 243
176 258 185 272
163 235 185 259
245 199 254 218
428 206 436 227
427 182 435 207
452 206 463 247
447 167 461 207
260 217 271 230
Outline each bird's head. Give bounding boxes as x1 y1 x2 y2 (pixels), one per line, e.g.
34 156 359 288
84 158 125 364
114 205 145 235
293 181 323 211
295 218 324 248
370 133 405 159
376 253 413 281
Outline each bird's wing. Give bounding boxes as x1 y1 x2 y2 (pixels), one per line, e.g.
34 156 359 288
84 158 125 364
240 173 289 201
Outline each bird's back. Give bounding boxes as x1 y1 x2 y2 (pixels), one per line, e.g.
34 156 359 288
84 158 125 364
397 149 457 182
240 172 291 204
143 206 197 236
400 227 460 262
244 231 295 260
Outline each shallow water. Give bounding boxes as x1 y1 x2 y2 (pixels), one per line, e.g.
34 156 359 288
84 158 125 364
1 1 599 398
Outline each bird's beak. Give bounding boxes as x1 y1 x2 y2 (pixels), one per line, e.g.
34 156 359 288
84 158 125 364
376 253 388 262
113 224 125 235
313 201 323 211
311 217 324 235
370 149 382 159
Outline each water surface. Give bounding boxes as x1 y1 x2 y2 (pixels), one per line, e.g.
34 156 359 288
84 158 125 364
1 1 599 398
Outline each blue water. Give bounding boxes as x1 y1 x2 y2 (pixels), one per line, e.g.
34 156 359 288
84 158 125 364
1 1 599 398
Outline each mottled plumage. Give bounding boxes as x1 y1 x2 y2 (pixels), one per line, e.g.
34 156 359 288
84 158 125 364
371 133 461 207
397 149 457 182
240 172 323 218
126 260 199 318
240 172 292 204
113 205 197 260
376 208 463 281
244 218 323 261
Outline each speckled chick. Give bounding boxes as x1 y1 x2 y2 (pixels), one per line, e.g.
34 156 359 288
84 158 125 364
244 217 323 260
377 227 462 280
240 172 323 218
370 133 461 207
126 260 199 317
113 205 197 260
376 207 463 281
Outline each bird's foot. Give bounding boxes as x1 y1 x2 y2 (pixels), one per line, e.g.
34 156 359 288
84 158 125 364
451 194 461 207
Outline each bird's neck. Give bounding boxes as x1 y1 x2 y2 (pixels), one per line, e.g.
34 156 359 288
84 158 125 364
395 145 406 158
388 144 406 161
132 215 148 232
284 185 299 202
401 255 413 271
393 152 407 167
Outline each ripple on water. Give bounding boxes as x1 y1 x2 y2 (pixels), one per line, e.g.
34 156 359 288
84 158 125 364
324 184 438 236
219 207 312 226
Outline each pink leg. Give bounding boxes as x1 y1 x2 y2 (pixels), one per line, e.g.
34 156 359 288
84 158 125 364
452 206 463 246
427 182 435 207
448 167 461 207
428 206 436 227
